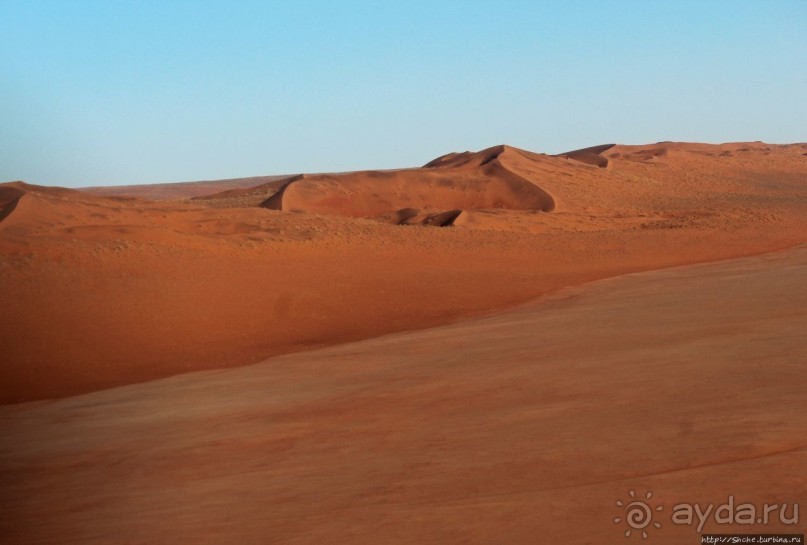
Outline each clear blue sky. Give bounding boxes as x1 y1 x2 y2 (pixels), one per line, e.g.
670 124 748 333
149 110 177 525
1 1 805 187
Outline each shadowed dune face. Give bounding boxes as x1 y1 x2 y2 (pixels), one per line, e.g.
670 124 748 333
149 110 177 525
556 143 616 168
0 185 25 222
196 175 301 202
1 141 806 403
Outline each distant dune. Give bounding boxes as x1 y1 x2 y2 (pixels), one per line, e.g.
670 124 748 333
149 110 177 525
256 146 555 224
82 175 290 200
1 141 806 403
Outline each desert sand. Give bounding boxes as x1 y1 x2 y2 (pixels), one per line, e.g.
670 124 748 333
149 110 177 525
2 142 806 404
1 247 805 543
1 141 806 542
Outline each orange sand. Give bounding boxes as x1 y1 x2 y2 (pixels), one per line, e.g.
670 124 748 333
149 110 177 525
1 247 804 544
1 141 806 404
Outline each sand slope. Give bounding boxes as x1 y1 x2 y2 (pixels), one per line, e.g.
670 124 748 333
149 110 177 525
556 143 616 167
255 145 556 222
0 187 25 223
81 175 290 200
1 142 806 403
2 248 804 544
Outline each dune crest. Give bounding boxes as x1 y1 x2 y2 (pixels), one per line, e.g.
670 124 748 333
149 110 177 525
0 185 25 223
83 175 291 200
190 145 559 223
1 141 806 403
556 143 616 168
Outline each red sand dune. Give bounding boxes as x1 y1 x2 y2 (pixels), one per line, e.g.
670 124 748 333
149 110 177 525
1 247 805 544
257 145 556 223
0 185 25 222
1 142 806 404
82 175 290 200
555 143 616 167
1 141 807 544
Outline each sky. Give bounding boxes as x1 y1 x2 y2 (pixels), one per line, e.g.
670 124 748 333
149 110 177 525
1 1 805 187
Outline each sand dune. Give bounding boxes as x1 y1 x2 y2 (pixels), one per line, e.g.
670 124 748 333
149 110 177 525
1 141 806 403
251 146 557 223
82 175 290 200
2 247 804 544
0 185 25 222
1 141 806 543
556 143 615 167
193 175 300 207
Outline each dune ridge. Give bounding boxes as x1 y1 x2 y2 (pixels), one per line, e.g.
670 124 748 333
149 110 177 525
1 141 806 403
249 145 556 224
556 143 616 168
82 175 290 200
0 185 25 223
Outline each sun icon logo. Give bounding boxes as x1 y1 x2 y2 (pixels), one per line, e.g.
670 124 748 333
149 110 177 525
614 490 663 539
